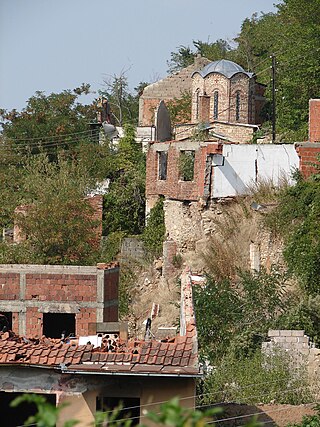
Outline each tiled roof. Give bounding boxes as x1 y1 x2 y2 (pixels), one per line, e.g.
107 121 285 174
0 323 199 376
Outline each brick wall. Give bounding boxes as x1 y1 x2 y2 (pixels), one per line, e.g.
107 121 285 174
309 99 320 142
0 273 20 300
87 195 103 246
146 141 222 202
0 263 119 338
162 240 178 279
295 143 320 178
191 71 261 125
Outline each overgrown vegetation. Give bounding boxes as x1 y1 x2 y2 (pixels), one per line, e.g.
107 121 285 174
266 172 320 295
0 91 146 267
179 151 195 181
142 197 166 259
202 349 312 406
194 269 290 362
166 91 192 126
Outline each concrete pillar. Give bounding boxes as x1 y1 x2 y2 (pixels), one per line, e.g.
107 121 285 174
250 242 260 272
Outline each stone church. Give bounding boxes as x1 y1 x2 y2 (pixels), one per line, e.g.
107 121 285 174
191 59 266 126
139 57 266 143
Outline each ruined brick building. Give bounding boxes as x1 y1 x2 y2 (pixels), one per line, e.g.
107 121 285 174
145 68 320 271
139 55 211 126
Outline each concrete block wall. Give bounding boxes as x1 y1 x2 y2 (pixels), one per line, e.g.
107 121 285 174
121 237 145 261
0 263 119 338
263 330 320 379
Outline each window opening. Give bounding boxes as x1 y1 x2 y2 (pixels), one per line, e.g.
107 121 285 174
97 396 140 426
213 91 219 119
179 151 195 181
0 312 12 331
43 313 75 339
0 392 56 427
158 151 168 180
236 91 241 121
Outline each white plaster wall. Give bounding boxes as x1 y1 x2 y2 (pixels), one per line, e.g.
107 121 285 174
212 144 299 198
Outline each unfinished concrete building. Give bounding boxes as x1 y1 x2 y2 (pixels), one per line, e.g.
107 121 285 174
0 262 119 338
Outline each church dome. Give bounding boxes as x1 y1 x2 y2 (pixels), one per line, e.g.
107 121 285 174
192 59 253 79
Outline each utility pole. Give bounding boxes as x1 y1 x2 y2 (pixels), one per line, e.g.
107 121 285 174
271 54 276 143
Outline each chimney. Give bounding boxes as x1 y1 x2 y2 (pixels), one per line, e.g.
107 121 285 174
309 99 320 142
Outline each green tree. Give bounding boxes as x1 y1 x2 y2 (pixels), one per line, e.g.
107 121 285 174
0 85 95 153
11 394 78 427
142 197 166 259
167 91 192 126
167 46 196 74
103 125 146 236
267 174 320 295
0 154 99 265
101 73 147 126
193 269 290 361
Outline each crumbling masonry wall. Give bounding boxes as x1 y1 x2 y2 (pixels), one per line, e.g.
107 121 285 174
0 263 119 337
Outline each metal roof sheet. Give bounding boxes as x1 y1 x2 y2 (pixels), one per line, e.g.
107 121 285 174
192 59 253 79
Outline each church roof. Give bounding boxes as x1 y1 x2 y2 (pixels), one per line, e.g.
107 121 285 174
192 59 253 79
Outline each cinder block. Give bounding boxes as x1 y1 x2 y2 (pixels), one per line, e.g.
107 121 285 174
297 336 309 344
268 330 280 337
286 336 298 343
280 330 292 337
273 336 287 343
291 330 305 337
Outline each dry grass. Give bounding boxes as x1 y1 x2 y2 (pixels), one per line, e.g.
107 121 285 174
200 201 259 280
246 173 290 203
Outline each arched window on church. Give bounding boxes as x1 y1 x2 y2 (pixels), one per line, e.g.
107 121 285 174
195 89 200 120
213 91 219 120
236 91 241 121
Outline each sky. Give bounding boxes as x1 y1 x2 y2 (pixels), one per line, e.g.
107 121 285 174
0 0 277 111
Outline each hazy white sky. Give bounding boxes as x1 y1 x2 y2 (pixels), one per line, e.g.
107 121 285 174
0 0 277 111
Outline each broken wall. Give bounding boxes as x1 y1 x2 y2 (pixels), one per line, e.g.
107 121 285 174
139 56 210 126
263 330 320 380
163 198 285 275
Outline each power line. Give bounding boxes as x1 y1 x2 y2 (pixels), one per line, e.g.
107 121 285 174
206 402 317 425
2 128 95 142
13 380 318 427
